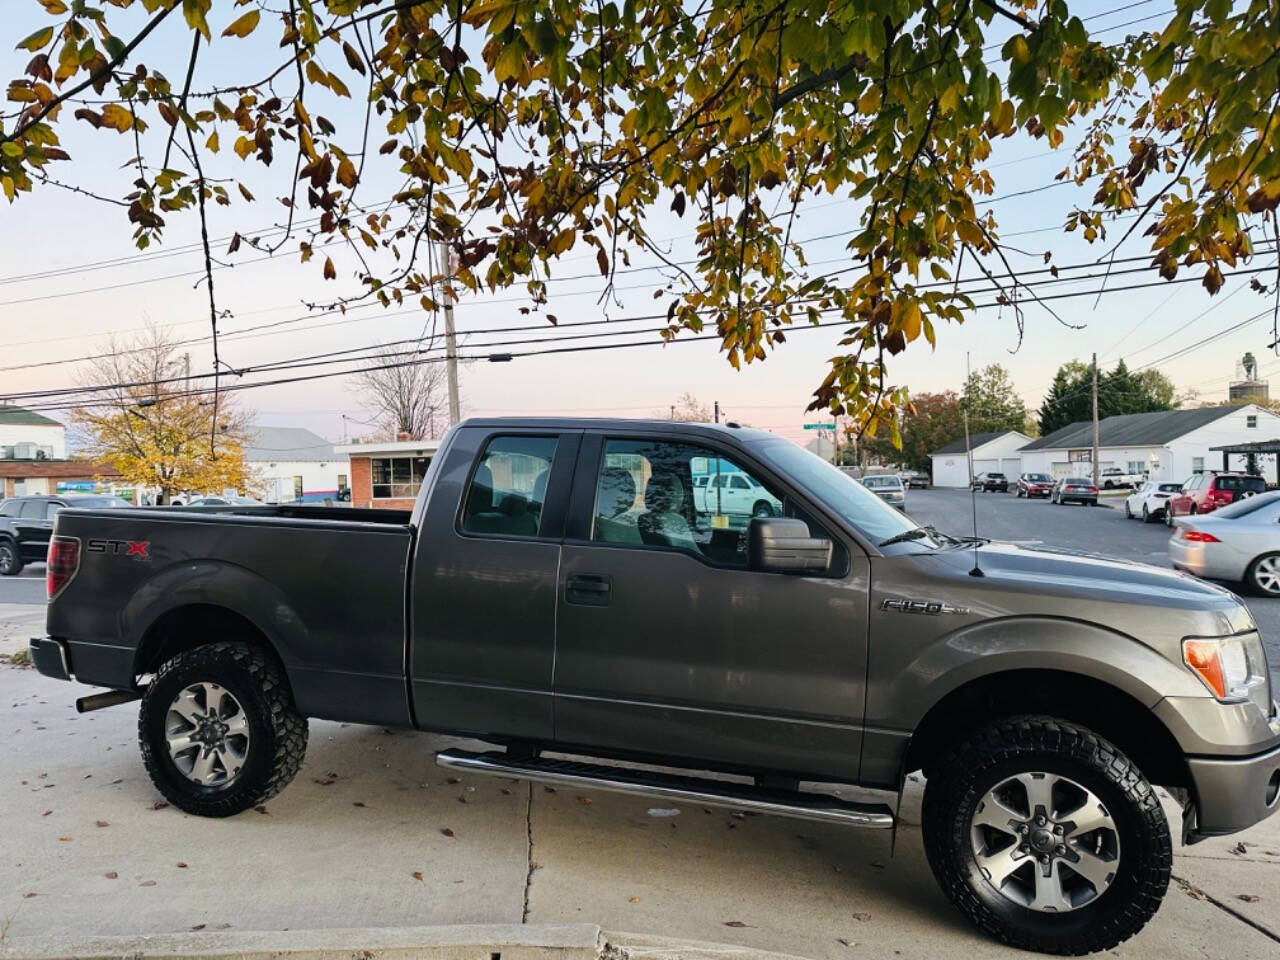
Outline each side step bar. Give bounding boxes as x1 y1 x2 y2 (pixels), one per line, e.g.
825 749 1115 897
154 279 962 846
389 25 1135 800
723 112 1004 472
435 748 895 828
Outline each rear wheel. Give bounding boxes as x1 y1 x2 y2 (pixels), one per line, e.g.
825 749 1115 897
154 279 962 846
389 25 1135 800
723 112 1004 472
752 500 775 518
1124 502 1132 519
1247 553 1280 596
0 539 21 576
922 716 1171 955
139 642 308 817
1141 505 1151 523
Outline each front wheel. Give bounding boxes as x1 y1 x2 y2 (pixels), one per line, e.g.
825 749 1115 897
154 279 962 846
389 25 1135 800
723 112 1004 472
0 539 22 576
1247 553 1280 596
1142 505 1151 523
922 716 1171 955
139 642 308 817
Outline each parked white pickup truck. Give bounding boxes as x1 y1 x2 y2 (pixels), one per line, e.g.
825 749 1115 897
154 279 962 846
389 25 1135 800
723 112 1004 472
1099 467 1146 489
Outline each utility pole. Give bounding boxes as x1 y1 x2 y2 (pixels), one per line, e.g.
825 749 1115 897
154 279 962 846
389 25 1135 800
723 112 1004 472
1091 351 1100 487
713 400 720 424
182 352 191 392
435 240 462 426
670 404 675 420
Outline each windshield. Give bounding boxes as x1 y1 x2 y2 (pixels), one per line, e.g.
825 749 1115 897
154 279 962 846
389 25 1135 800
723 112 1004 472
860 476 902 489
1065 478 1091 485
1158 483 1182 493
1212 490 1280 519
1025 474 1051 482
1216 475 1267 493
750 440 930 546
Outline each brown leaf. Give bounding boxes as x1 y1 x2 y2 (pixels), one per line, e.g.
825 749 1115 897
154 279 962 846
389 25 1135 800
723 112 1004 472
852 912 872 922
58 835 71 842
139 880 156 887
411 871 424 882
95 820 109 828
596 249 609 276
104 871 118 879
629 897 640 904
440 828 455 838
41 809 51 817
342 41 366 75
313 777 336 786
724 921 751 928
191 924 206 931
323 257 336 281
1237 894 1261 903
23 892 37 899
670 191 686 217
547 314 558 325
176 862 188 869
150 800 169 811
254 806 269 815
352 801 366 808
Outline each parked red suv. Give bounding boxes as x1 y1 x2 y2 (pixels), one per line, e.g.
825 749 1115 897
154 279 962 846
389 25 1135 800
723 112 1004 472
1164 472 1267 525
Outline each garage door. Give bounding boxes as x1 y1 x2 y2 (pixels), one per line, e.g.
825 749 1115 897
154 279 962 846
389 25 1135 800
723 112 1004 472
972 458 998 476
1000 457 1021 477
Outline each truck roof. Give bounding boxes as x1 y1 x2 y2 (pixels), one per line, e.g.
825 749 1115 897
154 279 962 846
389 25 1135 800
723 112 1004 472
457 416 782 443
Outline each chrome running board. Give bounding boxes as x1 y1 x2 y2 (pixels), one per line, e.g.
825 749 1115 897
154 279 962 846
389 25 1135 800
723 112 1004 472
435 748 894 828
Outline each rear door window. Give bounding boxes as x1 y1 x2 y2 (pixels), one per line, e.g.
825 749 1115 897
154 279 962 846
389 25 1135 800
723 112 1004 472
18 500 44 519
461 436 559 538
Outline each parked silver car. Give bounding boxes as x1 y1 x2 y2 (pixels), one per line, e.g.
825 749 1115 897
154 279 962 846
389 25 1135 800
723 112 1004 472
857 473 906 509
1169 491 1280 594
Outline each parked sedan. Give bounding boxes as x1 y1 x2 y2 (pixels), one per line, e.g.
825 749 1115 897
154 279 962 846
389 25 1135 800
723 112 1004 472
1050 476 1098 506
1169 491 1280 594
857 474 906 509
1015 472 1054 498
1124 481 1184 523
900 470 930 489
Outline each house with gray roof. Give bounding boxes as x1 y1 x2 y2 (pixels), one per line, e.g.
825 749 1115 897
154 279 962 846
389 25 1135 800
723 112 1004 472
1018 404 1280 483
244 426 346 503
930 429 1033 487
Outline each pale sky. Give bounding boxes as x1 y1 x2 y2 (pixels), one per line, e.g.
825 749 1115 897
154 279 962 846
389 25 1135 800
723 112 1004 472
2 1 1275 447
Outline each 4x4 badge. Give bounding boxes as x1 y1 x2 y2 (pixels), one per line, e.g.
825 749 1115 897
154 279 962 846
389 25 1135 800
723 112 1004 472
881 598 970 616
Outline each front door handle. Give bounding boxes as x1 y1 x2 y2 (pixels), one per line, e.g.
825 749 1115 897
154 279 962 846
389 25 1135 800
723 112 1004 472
565 573 612 606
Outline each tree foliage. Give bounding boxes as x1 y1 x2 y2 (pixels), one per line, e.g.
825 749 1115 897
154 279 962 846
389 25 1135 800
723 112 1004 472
4 1 1280 439
72 327 253 503
352 341 451 439
1037 356 1176 434
963 362 1030 433
861 390 965 473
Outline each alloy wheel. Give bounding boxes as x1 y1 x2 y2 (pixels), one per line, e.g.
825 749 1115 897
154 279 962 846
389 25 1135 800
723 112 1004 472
970 771 1121 913
164 682 251 787
1253 556 1280 595
0 543 15 575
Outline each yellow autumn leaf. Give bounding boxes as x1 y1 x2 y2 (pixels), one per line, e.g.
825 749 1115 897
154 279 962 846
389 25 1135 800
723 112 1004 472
221 10 260 39
901 302 922 342
857 85 881 116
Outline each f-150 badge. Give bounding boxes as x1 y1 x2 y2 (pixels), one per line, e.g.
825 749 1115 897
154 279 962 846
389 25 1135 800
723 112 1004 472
880 598 970 616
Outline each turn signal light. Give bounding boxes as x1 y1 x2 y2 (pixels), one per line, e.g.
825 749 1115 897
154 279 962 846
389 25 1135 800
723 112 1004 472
1183 639 1228 699
47 536 80 600
1182 531 1221 543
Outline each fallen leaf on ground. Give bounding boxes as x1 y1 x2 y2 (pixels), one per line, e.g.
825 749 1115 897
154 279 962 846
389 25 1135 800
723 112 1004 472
446 777 461 784
313 777 335 786
139 880 156 887
23 892 37 898
724 921 751 928
150 800 169 810
176 862 187 869
629 897 640 904
1237 894 1261 903
440 827 455 837
837 939 853 947
1231 842 1248 855
215 923 231 930
111 778 122 785
191 924 206 931
254 806 269 814
578 796 592 805
352 801 366 807
95 820 109 828
411 871 424 882
500 788 512 795
852 912 872 922
41 809 51 816
104 871 118 879
57 835 71 842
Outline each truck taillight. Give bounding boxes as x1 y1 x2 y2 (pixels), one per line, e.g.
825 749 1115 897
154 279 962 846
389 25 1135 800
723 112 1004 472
47 536 80 600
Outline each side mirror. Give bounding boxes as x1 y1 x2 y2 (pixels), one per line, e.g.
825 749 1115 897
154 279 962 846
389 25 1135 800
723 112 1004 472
748 517 833 573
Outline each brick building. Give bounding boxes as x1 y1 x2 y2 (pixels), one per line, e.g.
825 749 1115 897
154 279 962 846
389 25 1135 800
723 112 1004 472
1 459 124 500
337 437 442 510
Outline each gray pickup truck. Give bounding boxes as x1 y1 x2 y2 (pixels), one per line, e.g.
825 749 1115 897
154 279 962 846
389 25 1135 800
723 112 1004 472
29 418 1280 954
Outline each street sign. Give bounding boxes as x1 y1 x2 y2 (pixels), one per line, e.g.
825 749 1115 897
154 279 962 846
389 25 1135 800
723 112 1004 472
803 422 836 431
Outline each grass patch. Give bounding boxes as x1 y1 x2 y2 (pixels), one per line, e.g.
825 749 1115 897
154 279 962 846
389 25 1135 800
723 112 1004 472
2 648 31 667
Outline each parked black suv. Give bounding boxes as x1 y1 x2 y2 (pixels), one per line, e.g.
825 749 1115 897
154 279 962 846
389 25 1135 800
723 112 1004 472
973 471 1009 492
0 494 130 575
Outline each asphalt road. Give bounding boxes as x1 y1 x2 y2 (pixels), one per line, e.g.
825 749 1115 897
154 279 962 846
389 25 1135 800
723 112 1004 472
905 487 1280 675
0 568 46 604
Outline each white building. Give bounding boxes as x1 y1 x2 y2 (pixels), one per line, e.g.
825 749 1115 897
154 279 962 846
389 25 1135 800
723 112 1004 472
0 404 67 461
930 430 1032 488
1018 404 1280 483
245 426 347 503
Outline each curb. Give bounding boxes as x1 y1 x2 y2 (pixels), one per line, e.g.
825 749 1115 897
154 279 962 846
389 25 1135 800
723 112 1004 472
0 924 603 960
604 932 811 960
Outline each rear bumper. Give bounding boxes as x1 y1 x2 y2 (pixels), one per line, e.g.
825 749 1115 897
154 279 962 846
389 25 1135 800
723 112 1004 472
1058 495 1096 504
29 636 71 681
1185 742 1280 840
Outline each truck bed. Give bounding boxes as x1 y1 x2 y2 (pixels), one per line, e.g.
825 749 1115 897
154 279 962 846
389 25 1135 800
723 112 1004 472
45 505 415 727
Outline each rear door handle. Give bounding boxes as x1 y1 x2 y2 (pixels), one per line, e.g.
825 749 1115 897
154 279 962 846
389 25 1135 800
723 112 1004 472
565 573 612 606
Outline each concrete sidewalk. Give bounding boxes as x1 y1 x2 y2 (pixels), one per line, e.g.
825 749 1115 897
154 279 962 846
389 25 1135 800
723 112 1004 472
2 605 1277 959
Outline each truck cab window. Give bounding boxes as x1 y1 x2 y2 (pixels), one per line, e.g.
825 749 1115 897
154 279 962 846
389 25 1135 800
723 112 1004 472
591 439 786 566
461 436 559 538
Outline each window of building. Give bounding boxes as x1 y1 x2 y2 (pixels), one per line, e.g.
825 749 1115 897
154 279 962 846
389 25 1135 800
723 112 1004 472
292 476 304 501
337 474 348 491
1247 414 1258 428
371 456 432 499
1192 457 1205 473
1127 461 1144 475
460 436 558 537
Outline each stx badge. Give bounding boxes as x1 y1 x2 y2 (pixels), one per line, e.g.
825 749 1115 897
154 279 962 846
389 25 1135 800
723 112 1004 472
880 597 970 616
87 538 151 560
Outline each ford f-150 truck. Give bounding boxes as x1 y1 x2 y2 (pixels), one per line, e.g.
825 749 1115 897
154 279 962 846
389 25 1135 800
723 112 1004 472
29 419 1280 955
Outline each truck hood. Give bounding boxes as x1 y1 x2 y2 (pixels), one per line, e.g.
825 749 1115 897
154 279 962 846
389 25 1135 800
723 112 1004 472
882 539 1256 649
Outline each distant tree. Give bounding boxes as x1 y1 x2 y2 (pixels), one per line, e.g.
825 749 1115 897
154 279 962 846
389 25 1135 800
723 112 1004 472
963 364 1029 434
352 342 451 440
664 392 712 422
862 391 965 475
72 327 252 504
1039 358 1174 433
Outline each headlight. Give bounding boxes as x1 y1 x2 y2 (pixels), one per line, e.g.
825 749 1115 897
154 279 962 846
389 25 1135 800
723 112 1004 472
1183 633 1272 715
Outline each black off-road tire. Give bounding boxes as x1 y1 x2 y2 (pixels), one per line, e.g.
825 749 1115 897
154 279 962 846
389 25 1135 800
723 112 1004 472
139 642 308 817
921 716 1171 955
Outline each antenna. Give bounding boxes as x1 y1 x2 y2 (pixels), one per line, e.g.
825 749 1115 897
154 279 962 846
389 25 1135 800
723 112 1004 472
964 352 984 577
